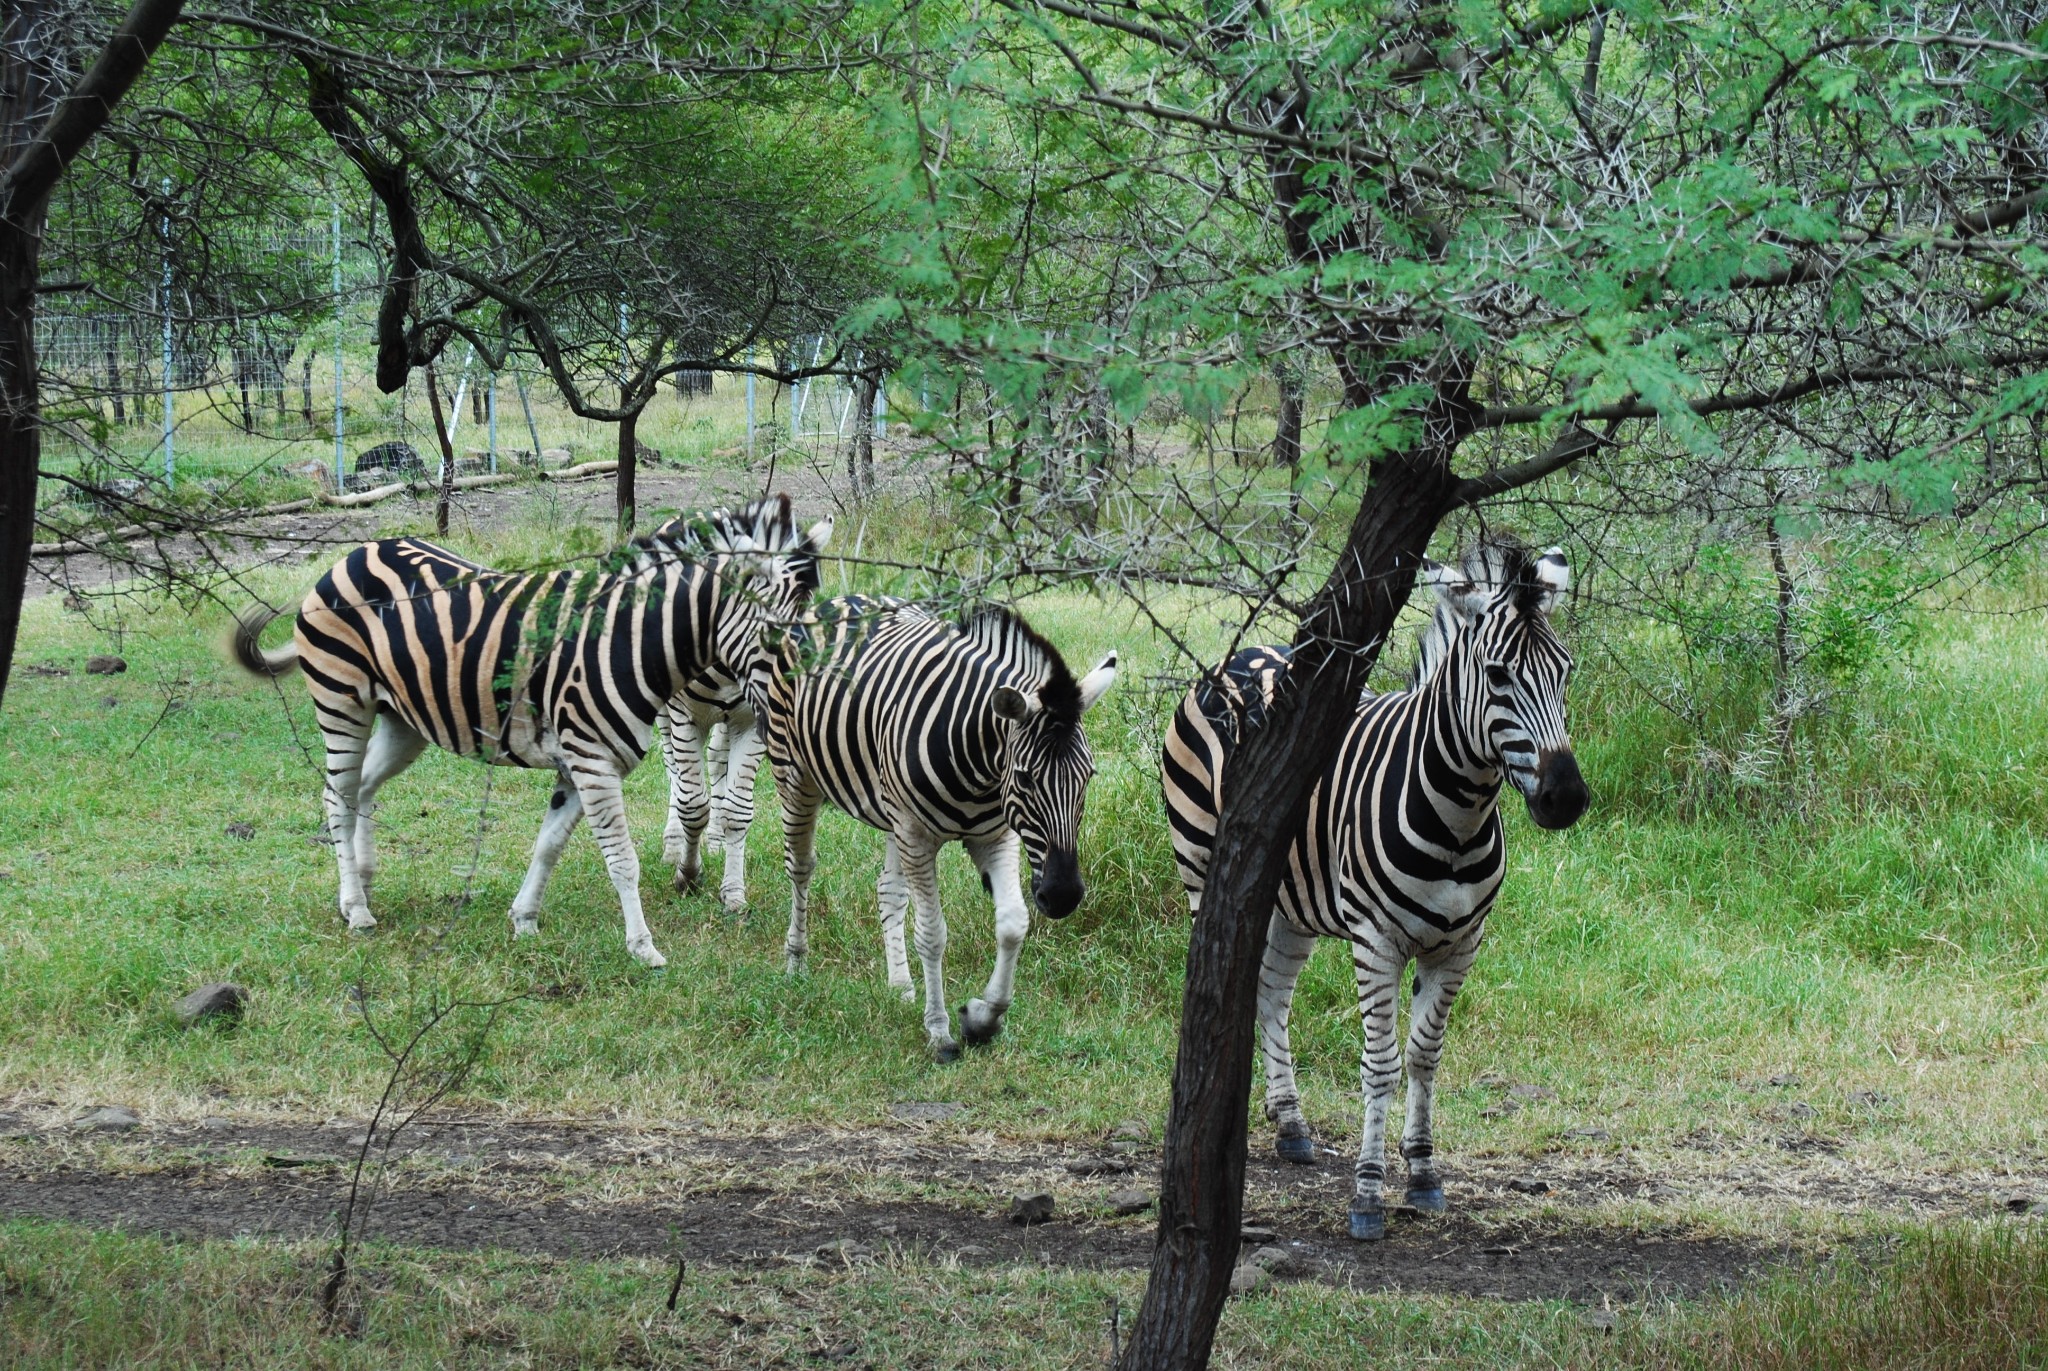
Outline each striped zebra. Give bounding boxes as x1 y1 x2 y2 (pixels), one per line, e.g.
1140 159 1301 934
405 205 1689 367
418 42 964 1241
1160 541 1588 1239
762 596 1118 1061
231 495 831 968
656 664 760 910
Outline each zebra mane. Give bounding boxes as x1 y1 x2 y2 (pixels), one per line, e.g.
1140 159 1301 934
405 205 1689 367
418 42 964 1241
958 605 1082 726
1410 538 1544 686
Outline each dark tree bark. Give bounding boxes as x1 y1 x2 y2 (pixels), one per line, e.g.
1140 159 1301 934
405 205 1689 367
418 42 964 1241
616 396 639 533
849 364 879 501
423 358 455 536
0 0 184 712
104 318 126 423
1117 411 1464 1370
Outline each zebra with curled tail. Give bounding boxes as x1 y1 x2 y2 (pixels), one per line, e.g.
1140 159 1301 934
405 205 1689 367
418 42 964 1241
232 495 830 967
761 597 1117 1061
1161 540 1588 1239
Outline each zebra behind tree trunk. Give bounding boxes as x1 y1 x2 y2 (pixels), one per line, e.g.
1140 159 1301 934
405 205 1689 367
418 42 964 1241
1161 540 1587 1240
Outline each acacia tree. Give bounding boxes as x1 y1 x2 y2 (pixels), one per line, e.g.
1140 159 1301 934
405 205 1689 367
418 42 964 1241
864 3 2048 1364
0 0 184 708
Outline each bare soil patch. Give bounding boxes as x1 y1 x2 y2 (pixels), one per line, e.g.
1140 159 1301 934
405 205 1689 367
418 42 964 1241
0 1112 1800 1303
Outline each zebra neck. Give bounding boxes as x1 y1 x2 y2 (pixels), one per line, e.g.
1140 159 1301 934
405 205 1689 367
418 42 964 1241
1408 654 1504 846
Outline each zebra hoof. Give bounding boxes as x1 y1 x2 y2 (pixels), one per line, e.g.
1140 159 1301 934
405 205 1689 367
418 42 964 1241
1275 1133 1317 1165
1347 1207 1386 1242
720 890 747 914
932 1041 963 1065
672 867 702 895
958 999 1004 1048
628 943 667 969
1405 1187 1447 1214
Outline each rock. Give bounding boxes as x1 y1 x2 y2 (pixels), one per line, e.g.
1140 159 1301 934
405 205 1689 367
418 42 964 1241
1847 1090 1892 1108
1229 1264 1270 1295
1507 1083 1556 1101
1475 1072 1510 1088
1065 1156 1131 1176
197 1116 234 1131
85 655 126 676
815 1239 874 1263
1507 1176 1551 1195
1111 1118 1150 1142
1784 1101 1817 1118
73 1105 142 1132
1767 1073 1800 1087
1244 1245 1298 1277
1008 1192 1055 1225
223 822 255 841
175 982 247 1028
1107 1188 1154 1216
1479 1104 1519 1119
541 447 573 467
953 1244 991 1260
889 1101 965 1123
1238 1225 1277 1244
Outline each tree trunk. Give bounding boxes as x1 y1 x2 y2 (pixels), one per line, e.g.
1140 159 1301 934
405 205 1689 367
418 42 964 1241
301 356 313 428
106 320 125 423
0 188 48 716
1116 434 1459 1371
616 399 639 533
849 366 879 502
424 359 455 536
235 343 254 433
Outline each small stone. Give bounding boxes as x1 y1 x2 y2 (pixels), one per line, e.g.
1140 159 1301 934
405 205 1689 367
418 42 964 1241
1229 1264 1270 1295
1238 1225 1277 1243
1111 1118 1150 1142
1507 1176 1550 1195
197 1116 234 1131
1847 1090 1892 1108
815 1239 874 1263
72 1105 141 1133
1784 1101 1817 1118
1583 1308 1618 1332
1065 1156 1131 1176
1507 1083 1556 1101
1767 1073 1800 1087
953 1244 991 1260
223 823 255 841
175 983 247 1028
873 1223 900 1238
1008 1192 1055 1225
1475 1072 1510 1088
1107 1188 1154 1216
85 655 127 675
1479 1104 1519 1119
889 1101 965 1123
1244 1245 1297 1276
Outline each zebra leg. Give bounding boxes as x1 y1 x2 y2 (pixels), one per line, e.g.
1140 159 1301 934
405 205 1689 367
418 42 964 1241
1402 948 1477 1214
566 761 665 968
1256 914 1319 1163
1347 945 1404 1240
959 831 1027 1047
876 834 915 1001
713 706 763 913
779 773 823 975
900 833 959 1063
351 714 428 898
318 709 377 931
659 700 712 894
508 773 583 940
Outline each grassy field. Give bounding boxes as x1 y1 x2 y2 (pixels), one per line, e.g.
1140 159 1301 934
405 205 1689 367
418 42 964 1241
4 487 2047 1364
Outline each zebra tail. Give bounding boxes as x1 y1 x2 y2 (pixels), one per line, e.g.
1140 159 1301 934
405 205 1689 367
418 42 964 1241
229 605 300 678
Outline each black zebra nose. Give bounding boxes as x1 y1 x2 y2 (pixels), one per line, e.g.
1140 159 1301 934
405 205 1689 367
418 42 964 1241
1528 750 1588 830
1033 848 1084 919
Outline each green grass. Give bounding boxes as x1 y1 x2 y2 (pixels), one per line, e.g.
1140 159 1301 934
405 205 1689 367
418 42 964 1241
3 1219 2043 1369
5 518 2048 1182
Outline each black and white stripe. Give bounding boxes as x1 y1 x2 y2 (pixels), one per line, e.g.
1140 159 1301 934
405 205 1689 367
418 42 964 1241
232 495 830 967
1161 541 1587 1239
761 597 1118 1060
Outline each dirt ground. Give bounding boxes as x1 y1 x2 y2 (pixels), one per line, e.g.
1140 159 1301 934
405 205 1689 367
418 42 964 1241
0 1107 1831 1303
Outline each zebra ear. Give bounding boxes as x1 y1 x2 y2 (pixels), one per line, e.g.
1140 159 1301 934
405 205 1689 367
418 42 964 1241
806 518 834 554
1532 547 1569 614
1077 651 1118 712
992 685 1036 721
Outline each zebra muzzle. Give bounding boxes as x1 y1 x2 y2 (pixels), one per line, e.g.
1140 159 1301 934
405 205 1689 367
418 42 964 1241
1527 750 1589 830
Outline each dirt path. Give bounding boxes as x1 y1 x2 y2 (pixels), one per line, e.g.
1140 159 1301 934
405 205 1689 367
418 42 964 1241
0 1111 1807 1302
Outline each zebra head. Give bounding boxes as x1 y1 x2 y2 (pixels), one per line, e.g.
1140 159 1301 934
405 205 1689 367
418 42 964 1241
964 608 1119 919
653 493 832 689
1417 541 1588 831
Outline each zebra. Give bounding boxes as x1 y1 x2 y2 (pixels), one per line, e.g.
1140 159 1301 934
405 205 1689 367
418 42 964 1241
1160 540 1588 1239
231 494 831 968
655 663 760 910
761 595 1118 1061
